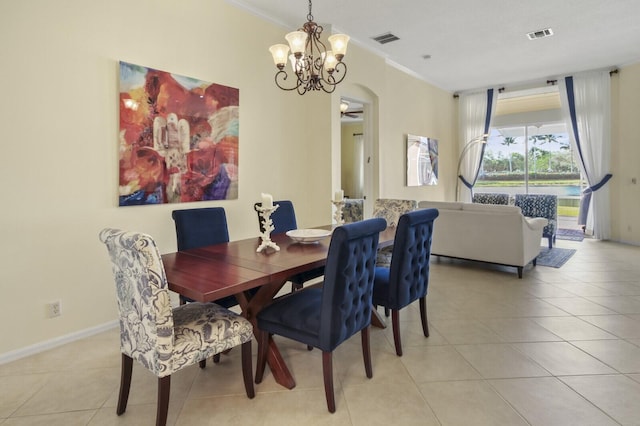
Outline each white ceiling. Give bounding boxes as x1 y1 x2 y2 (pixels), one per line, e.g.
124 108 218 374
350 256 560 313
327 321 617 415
227 0 640 93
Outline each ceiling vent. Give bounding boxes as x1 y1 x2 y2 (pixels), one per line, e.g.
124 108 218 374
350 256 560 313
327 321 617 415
527 28 554 40
372 32 400 44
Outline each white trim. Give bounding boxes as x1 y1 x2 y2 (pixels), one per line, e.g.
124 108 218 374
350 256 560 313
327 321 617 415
0 320 119 365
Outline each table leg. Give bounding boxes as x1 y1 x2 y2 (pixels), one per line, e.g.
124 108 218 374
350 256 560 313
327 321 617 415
236 282 297 389
371 307 387 329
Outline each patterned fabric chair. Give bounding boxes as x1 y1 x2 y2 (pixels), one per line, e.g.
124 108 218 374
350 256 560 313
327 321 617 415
254 200 324 291
341 198 364 223
372 198 418 268
472 192 509 205
373 209 438 356
99 228 255 426
255 218 387 413
514 194 557 248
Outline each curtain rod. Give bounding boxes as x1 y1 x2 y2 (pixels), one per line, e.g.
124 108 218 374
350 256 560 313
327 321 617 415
453 68 619 98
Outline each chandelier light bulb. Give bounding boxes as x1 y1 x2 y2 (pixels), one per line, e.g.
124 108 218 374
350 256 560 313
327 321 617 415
269 44 290 69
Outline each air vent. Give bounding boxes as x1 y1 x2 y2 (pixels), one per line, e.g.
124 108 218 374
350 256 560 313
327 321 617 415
372 32 400 44
527 28 554 40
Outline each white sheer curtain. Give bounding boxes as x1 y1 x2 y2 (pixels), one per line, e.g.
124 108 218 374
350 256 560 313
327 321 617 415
559 71 612 239
457 89 497 201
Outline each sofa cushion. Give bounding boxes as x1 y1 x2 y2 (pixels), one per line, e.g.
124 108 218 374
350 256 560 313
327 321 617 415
417 201 463 211
462 203 522 214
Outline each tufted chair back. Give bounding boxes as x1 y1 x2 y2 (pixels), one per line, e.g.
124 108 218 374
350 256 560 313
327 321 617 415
255 217 386 412
385 209 439 309
172 207 229 251
99 228 174 376
319 217 386 351
342 198 364 223
515 194 557 248
372 198 418 227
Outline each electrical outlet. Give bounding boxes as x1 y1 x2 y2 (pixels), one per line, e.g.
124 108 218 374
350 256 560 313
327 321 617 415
47 300 61 318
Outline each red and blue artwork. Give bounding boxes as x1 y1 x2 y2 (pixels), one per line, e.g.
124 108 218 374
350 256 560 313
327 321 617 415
118 61 239 206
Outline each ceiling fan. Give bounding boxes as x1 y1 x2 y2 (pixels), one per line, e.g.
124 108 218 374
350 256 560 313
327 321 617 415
339 100 363 118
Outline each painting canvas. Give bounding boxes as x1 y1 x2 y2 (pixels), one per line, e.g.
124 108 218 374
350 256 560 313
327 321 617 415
118 61 239 206
407 134 438 186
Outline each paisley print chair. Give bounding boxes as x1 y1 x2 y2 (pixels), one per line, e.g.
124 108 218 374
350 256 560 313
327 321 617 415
372 198 418 268
342 198 364 223
472 192 510 205
514 194 558 248
99 228 255 426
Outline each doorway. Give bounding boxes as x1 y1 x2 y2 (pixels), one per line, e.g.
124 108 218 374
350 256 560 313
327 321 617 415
340 97 374 216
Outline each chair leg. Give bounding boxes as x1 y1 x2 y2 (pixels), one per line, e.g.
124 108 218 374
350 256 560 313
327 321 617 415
391 309 403 356
199 359 206 368
213 353 221 363
548 235 553 249
255 330 269 384
361 326 373 378
322 351 336 413
384 307 390 317
419 297 429 338
241 340 255 399
116 354 133 416
156 376 170 426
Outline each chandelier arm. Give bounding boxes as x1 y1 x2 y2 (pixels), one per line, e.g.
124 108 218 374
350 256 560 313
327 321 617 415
320 62 347 86
274 70 303 92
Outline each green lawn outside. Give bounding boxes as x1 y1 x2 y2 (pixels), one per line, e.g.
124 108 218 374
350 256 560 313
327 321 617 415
559 206 579 217
475 179 581 187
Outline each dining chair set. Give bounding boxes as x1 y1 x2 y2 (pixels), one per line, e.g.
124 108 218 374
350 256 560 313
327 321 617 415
99 199 438 424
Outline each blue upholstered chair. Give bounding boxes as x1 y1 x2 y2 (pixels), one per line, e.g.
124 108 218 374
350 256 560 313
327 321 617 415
373 209 438 356
254 200 325 291
472 192 510 205
372 198 418 268
99 228 255 426
255 218 387 413
172 207 239 308
342 198 364 223
514 194 557 248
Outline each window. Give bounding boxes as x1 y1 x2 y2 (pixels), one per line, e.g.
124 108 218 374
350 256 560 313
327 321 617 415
475 87 583 219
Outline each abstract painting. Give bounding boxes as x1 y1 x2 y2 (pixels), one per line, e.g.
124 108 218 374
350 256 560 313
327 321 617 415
407 134 438 186
118 61 239 206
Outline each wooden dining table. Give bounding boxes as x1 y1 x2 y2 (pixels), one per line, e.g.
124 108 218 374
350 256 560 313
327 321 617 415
161 225 396 390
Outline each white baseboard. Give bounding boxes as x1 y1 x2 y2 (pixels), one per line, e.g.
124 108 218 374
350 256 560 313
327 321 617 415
0 320 119 365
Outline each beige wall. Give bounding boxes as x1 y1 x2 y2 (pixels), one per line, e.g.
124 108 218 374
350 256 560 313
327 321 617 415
611 63 640 244
0 0 455 356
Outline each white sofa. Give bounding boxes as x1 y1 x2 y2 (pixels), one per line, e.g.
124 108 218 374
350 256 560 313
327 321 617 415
417 201 548 278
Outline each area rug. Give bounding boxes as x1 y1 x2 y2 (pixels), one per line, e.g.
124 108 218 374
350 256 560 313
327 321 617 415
537 247 577 268
556 228 585 242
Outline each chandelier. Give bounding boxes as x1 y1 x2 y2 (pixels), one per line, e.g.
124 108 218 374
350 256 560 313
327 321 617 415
269 0 349 95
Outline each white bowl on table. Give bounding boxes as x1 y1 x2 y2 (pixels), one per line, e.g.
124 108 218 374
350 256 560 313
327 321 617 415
286 229 332 244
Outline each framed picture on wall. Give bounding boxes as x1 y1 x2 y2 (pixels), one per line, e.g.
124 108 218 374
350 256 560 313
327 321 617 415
118 61 239 206
407 134 438 186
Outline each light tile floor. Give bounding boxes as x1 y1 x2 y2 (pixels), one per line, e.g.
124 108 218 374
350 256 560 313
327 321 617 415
2 238 640 425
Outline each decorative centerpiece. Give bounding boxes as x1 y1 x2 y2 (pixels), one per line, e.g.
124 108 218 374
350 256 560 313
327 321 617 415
332 189 345 225
256 193 280 252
